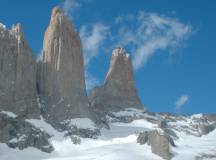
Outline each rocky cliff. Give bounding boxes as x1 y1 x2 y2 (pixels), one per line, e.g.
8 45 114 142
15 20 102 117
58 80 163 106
0 23 50 153
90 47 144 113
0 23 39 118
37 7 94 129
0 6 216 160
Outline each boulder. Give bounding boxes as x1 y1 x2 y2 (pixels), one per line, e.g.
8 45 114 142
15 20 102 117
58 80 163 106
205 114 216 122
70 135 81 144
137 130 175 160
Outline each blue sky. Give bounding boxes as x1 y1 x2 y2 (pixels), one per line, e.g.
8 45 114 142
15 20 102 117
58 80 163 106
0 0 215 114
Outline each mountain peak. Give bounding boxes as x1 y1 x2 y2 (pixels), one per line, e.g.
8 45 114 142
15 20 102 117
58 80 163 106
90 47 144 113
48 6 77 36
37 5 93 128
11 23 23 37
50 6 66 26
12 23 22 32
112 46 130 58
52 6 62 15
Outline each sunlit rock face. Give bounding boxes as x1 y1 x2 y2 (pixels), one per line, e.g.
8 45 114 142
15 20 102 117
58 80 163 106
90 47 144 113
0 23 39 118
137 130 175 160
37 7 93 128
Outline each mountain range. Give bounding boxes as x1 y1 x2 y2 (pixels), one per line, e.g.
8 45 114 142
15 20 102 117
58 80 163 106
0 6 215 160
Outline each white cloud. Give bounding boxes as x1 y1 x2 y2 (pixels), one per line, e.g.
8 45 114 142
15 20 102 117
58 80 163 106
59 3 193 91
80 23 109 66
62 0 81 19
116 12 192 70
62 0 109 67
62 0 94 18
80 23 109 90
62 1 109 91
175 95 189 112
80 23 109 91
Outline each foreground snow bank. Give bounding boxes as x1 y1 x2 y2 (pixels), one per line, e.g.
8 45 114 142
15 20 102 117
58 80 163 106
47 135 163 160
0 114 216 160
0 143 50 160
172 129 216 160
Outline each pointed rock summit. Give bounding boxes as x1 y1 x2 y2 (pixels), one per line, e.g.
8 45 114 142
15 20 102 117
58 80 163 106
90 47 144 113
0 23 39 118
37 7 93 128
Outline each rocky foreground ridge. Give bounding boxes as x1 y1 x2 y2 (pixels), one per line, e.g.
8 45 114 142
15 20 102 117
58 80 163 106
0 7 216 160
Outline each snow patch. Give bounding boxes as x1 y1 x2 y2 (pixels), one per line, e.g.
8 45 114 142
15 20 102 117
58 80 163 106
191 113 203 119
112 108 145 117
0 23 6 30
114 119 156 129
25 118 64 140
65 118 96 130
100 119 157 139
49 134 163 160
0 110 17 118
172 129 216 160
0 114 215 160
9 135 27 143
0 143 50 160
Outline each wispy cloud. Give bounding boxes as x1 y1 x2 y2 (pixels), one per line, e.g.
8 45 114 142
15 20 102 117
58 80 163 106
80 23 109 91
62 0 108 66
80 23 109 66
62 0 108 91
60 1 193 91
115 12 192 69
62 0 81 19
175 95 189 112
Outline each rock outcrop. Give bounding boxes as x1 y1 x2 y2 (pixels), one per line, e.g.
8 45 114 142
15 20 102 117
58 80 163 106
0 23 39 118
0 112 53 153
137 130 175 160
191 114 216 135
205 114 216 122
37 7 94 129
90 47 144 113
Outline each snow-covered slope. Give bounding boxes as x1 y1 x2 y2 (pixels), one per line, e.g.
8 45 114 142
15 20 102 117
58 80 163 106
172 130 216 160
0 109 216 160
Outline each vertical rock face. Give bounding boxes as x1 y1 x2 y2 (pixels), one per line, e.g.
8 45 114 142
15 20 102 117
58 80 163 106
37 7 93 127
90 47 144 113
0 23 39 118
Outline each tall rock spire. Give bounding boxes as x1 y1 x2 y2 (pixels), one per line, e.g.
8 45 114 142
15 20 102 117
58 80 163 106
0 23 39 118
37 7 93 128
90 46 144 113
